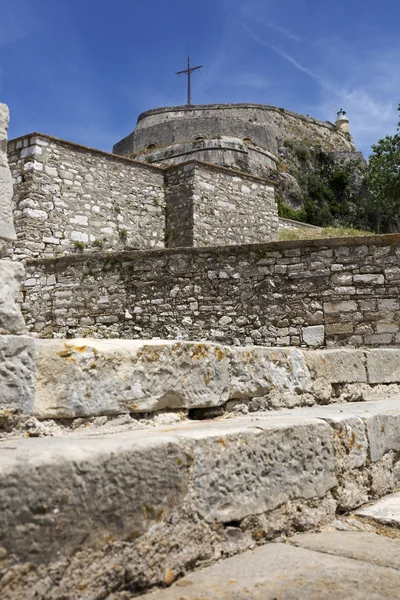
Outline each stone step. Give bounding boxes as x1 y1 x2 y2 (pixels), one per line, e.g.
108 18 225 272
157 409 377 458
1 399 400 598
356 490 400 525
14 338 400 418
139 531 400 600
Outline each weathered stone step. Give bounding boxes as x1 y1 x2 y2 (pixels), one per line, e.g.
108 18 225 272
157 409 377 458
356 490 400 525
139 531 400 600
1 399 400 598
12 338 400 418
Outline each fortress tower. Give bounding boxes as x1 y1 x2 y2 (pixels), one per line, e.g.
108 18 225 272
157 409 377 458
113 103 356 179
335 108 350 134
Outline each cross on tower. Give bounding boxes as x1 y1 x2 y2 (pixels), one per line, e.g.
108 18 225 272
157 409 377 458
176 57 203 106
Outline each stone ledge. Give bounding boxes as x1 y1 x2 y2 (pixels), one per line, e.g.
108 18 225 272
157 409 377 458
22 340 400 419
24 232 400 269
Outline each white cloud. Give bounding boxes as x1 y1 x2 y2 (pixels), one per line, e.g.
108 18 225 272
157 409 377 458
243 21 399 155
243 25 324 82
262 20 301 43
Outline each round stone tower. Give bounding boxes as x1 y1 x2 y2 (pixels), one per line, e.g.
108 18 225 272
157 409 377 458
113 103 357 178
335 109 350 134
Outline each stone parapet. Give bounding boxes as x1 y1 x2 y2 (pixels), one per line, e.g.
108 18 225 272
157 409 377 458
21 233 400 347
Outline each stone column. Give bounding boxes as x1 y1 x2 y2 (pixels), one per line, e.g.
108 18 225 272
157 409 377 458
0 103 36 414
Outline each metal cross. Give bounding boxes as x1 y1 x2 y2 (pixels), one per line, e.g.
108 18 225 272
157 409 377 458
176 57 203 106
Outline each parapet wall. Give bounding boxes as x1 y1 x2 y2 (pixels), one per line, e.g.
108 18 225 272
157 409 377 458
8 134 166 259
22 234 400 348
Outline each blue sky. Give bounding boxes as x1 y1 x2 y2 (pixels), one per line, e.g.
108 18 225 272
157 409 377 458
0 0 399 156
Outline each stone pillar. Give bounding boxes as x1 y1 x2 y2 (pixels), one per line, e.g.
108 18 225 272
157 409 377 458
0 103 36 414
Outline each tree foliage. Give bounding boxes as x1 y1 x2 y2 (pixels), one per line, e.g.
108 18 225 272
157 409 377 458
278 143 369 228
365 105 400 233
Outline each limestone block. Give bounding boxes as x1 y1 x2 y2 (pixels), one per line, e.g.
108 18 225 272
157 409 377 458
227 346 312 398
321 415 368 469
0 335 36 413
0 260 27 334
35 339 231 418
0 432 189 563
366 349 400 383
356 491 400 526
181 417 336 523
364 412 400 462
0 103 16 241
291 399 400 464
305 349 367 383
301 325 325 347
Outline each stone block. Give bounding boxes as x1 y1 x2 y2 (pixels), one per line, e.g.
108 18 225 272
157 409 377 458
323 300 356 315
367 349 400 383
353 274 384 285
301 325 325 347
0 260 27 334
305 349 367 383
227 346 312 398
293 530 400 571
0 335 36 413
325 322 354 335
182 417 336 523
356 492 400 526
365 412 400 462
0 432 189 563
34 339 231 418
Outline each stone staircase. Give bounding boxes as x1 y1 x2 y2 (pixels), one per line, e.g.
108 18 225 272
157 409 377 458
1 339 400 599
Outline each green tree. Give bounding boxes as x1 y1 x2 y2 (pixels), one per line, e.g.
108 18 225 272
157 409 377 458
366 105 400 233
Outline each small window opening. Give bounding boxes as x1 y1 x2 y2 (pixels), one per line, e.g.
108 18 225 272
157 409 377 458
194 136 206 142
243 138 253 144
146 143 157 151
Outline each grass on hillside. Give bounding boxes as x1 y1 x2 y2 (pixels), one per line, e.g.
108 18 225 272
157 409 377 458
279 226 374 242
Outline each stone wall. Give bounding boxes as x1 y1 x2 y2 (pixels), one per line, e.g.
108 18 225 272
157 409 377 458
21 234 400 348
8 135 279 258
8 133 166 260
114 103 356 157
165 162 278 247
132 137 278 179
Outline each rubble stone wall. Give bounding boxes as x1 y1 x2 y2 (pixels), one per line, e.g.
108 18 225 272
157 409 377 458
7 134 166 260
8 135 279 257
22 234 400 348
165 162 278 247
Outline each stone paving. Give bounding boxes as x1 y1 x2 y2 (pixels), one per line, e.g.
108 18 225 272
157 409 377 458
138 530 400 600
